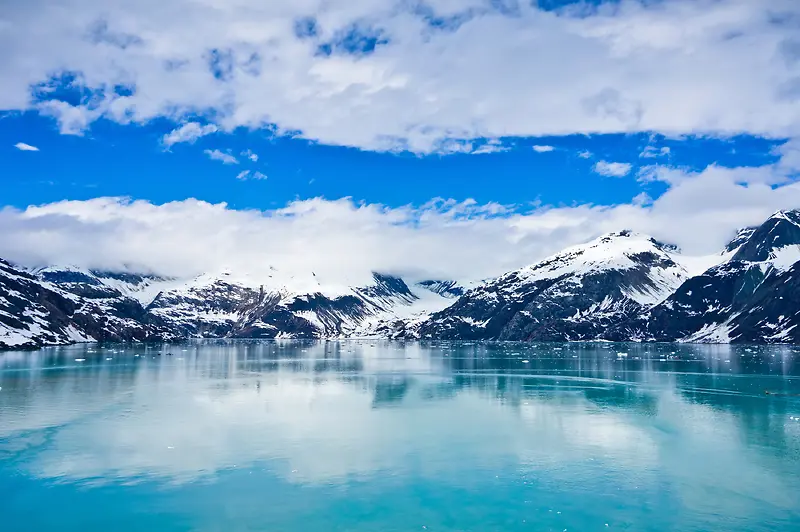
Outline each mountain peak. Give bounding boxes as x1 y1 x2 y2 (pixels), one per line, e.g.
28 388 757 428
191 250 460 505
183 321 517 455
724 226 758 253
731 208 800 262
597 229 640 241
593 231 679 252
768 209 800 223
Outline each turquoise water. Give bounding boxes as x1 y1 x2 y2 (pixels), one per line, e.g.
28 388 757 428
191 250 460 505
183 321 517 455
1 341 799 531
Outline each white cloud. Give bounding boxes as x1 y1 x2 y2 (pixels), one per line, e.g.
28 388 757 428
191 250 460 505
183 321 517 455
640 146 671 158
162 122 218 147
241 149 258 162
532 145 555 153
578 150 593 159
594 161 633 177
2 149 800 285
631 192 652 206
2 0 799 152
204 149 239 165
36 100 95 136
471 139 509 155
14 142 39 151
236 170 267 180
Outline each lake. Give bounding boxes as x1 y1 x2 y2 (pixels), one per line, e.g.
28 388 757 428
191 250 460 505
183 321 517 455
1 341 799 531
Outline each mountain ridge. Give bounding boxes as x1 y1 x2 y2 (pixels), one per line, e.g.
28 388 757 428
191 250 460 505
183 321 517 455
2 210 800 349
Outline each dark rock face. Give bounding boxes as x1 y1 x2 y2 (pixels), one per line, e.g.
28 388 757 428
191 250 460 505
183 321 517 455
605 261 768 342
0 261 173 349
0 259 79 348
724 227 757 254
361 274 416 305
416 280 465 298
725 261 800 343
730 210 800 262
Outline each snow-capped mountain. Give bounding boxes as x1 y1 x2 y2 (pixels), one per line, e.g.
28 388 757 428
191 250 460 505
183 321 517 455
608 210 800 343
414 231 690 341
0 260 174 349
3 210 800 349
0 262 463 348
145 271 448 339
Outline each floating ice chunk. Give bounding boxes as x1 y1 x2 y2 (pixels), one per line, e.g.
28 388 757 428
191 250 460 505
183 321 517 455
75 358 85 362
522 360 529 363
617 352 628 357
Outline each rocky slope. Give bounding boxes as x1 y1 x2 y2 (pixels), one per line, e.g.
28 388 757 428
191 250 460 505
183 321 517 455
607 210 800 343
0 263 461 349
414 231 690 341
0 261 173 349
145 271 446 339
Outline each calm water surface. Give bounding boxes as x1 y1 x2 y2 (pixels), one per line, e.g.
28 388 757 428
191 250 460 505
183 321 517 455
1 341 799 531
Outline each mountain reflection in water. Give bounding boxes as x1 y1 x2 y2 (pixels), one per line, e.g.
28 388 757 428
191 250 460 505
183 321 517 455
0 341 798 532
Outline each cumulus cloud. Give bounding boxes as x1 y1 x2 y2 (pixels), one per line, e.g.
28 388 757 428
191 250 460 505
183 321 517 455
204 149 239 165
2 0 800 152
235 170 250 180
14 142 39 151
532 145 555 153
37 100 95 135
594 161 633 177
2 149 800 285
578 150 593 159
162 122 218 147
252 171 268 180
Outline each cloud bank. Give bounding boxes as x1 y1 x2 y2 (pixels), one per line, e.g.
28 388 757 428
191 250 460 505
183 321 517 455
2 148 800 285
2 0 800 152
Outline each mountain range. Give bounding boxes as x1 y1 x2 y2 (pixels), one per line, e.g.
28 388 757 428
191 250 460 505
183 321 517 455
2 210 799 349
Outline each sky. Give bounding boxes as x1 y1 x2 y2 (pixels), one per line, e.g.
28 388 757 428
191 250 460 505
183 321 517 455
2 0 800 285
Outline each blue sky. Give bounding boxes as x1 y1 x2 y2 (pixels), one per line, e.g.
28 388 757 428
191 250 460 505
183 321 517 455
2 0 800 282
2 110 782 211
